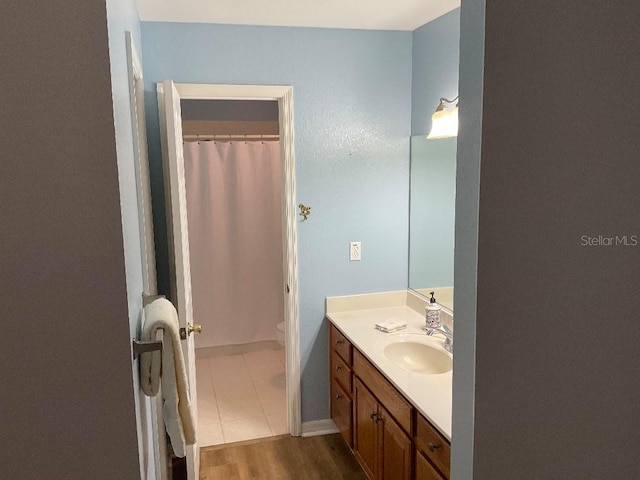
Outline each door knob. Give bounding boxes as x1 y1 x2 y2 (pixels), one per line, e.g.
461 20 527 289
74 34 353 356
188 323 203 335
179 324 203 340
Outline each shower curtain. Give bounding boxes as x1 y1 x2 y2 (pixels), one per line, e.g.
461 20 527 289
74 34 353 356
183 140 284 348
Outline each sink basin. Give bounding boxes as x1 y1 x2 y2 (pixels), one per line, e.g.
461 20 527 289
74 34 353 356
383 338 452 375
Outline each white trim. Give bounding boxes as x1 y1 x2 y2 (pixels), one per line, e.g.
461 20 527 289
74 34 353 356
172 83 302 437
301 419 339 437
174 83 290 101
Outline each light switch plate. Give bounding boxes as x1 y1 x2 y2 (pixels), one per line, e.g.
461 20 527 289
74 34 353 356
349 241 361 261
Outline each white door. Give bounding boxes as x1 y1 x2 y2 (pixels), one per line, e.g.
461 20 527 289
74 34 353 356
157 80 199 480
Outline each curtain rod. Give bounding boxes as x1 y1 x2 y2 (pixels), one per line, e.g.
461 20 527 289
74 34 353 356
183 134 279 142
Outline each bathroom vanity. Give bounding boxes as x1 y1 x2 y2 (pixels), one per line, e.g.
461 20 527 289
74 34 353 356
326 291 452 480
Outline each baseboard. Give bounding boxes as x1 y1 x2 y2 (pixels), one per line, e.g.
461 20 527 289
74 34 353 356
195 340 281 358
301 419 339 437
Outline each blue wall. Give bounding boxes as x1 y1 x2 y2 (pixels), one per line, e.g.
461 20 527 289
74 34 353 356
412 9 461 136
141 22 412 422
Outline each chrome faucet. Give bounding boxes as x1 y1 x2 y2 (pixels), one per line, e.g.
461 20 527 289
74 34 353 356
424 324 453 353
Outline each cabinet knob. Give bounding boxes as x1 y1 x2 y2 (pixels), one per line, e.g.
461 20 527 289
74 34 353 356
336 340 344 345
335 394 342 400
370 412 377 421
336 365 342 371
428 442 440 452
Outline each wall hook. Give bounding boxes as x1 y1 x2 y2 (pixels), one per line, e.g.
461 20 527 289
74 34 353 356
298 203 311 221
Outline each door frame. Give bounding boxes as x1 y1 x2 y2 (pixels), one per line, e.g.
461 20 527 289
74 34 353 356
125 32 166 480
171 83 302 436
125 32 157 298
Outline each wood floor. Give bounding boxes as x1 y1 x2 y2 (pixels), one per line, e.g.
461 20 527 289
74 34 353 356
199 434 368 480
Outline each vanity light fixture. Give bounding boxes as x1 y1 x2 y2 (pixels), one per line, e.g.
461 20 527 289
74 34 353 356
427 96 459 139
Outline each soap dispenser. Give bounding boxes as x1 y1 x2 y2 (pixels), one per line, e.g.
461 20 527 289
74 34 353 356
425 291 441 329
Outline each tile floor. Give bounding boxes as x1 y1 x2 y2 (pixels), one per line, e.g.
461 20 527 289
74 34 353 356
195 342 287 447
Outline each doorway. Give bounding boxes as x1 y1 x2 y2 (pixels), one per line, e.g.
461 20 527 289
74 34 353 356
182 99 287 446
158 83 301 477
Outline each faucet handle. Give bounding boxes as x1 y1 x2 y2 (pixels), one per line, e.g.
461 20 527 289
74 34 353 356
425 323 453 353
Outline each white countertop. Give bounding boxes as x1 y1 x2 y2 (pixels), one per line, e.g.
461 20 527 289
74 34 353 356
326 291 452 440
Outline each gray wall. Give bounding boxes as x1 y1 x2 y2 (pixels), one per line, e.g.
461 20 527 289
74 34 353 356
451 0 484 477
455 0 640 478
0 2 140 479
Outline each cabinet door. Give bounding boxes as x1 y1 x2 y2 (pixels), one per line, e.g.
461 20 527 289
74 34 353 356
331 379 353 447
354 378 378 480
416 450 446 480
378 405 411 480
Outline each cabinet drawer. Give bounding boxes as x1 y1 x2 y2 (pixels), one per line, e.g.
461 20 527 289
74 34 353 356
331 350 352 394
330 324 352 365
415 413 450 479
331 379 352 447
353 349 412 434
416 450 446 480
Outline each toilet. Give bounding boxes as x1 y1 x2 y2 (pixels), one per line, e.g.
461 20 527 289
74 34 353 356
276 321 285 346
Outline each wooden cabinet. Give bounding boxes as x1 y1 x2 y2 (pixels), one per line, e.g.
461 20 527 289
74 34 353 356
353 378 411 480
330 324 353 446
331 324 352 365
414 413 451 479
378 404 412 480
332 351 352 394
329 322 450 480
332 379 352 445
353 378 378 479
415 450 446 480
353 350 412 434
353 356 413 480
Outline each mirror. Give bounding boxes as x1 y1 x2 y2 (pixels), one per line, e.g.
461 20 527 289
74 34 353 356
408 135 457 311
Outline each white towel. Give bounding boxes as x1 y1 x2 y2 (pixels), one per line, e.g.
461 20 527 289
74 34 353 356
375 319 407 333
140 298 196 457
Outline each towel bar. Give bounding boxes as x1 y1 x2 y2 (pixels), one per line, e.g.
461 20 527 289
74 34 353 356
132 339 163 359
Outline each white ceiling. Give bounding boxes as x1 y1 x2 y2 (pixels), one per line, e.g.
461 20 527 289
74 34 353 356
135 0 460 31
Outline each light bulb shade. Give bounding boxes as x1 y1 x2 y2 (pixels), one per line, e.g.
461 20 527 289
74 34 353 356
427 106 458 139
